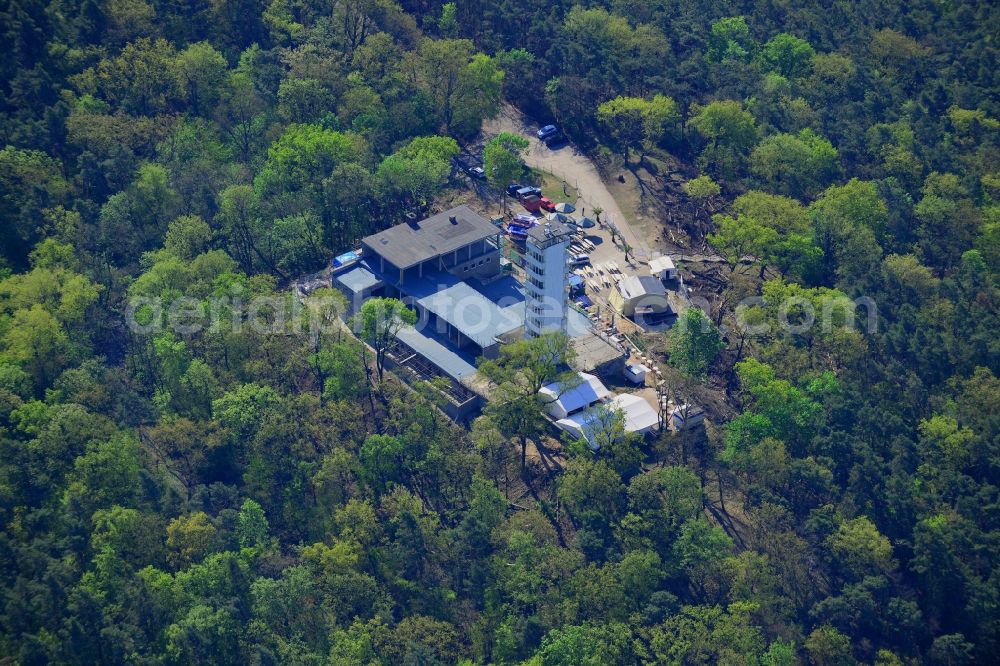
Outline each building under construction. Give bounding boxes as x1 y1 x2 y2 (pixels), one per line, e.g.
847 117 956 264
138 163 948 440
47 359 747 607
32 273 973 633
331 206 624 420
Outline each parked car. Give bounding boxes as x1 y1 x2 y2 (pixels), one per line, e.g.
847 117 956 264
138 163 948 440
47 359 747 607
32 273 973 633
516 185 542 200
465 165 486 179
507 183 523 196
539 197 556 213
521 195 542 213
570 253 590 266
537 124 559 141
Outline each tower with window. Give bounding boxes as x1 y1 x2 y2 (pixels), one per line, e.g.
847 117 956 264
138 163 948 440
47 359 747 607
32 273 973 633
523 221 573 338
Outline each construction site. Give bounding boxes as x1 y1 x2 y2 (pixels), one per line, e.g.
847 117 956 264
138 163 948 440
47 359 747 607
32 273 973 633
326 200 705 453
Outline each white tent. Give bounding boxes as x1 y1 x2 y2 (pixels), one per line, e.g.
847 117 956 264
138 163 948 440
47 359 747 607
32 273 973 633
554 392 660 449
611 393 660 434
554 412 604 449
538 372 610 419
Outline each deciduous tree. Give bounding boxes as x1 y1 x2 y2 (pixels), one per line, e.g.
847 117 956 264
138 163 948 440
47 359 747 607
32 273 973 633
484 132 528 210
596 94 681 162
668 308 725 377
355 297 416 385
690 100 758 180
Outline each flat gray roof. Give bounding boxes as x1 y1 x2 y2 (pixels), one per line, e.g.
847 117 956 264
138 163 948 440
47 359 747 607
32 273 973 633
526 220 573 245
408 274 595 350
394 325 479 380
648 255 676 272
394 312 618 387
406 274 523 348
333 261 383 295
362 205 498 269
618 274 667 299
571 331 626 372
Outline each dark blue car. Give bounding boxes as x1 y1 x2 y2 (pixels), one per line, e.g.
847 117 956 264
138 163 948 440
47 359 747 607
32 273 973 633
537 124 559 141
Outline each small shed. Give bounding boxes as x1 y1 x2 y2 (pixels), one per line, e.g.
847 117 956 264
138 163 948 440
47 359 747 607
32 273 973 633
670 403 706 430
648 255 677 281
538 372 610 419
624 363 649 384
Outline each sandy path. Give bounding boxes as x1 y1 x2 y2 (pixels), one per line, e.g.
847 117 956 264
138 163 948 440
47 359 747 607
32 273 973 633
482 104 653 260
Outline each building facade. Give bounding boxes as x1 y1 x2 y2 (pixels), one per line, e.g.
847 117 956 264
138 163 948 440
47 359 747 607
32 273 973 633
523 221 573 338
360 205 502 286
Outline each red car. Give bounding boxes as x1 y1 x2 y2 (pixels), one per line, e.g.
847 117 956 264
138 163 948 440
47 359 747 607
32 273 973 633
522 195 557 215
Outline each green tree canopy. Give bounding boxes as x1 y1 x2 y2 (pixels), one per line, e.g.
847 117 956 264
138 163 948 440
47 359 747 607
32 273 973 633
707 16 756 63
683 174 722 200
758 33 816 78
596 94 681 161
750 129 839 198
355 297 416 385
668 308 725 377
690 100 759 179
377 135 459 210
483 132 528 207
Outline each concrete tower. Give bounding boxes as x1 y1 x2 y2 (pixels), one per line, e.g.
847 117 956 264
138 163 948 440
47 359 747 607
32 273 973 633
523 220 573 338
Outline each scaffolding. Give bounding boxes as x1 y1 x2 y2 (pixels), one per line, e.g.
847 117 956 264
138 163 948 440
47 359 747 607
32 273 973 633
385 339 478 406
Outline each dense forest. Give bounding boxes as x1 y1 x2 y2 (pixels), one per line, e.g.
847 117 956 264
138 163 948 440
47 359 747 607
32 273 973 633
1 0 999 663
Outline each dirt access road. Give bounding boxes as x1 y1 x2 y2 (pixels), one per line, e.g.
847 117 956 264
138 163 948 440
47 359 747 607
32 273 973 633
483 104 653 261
